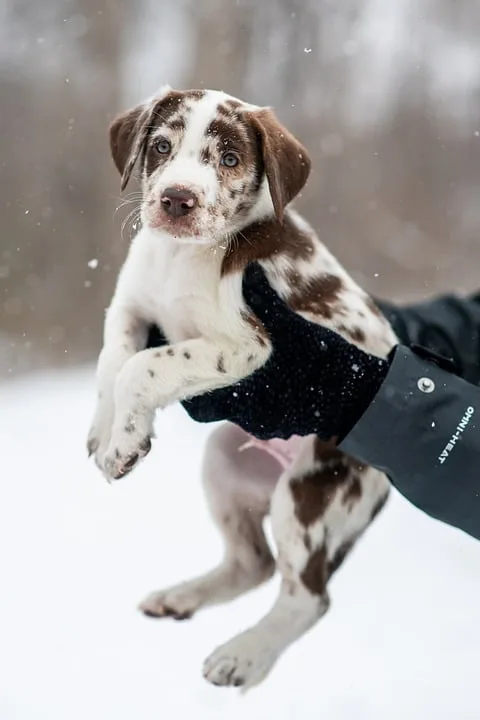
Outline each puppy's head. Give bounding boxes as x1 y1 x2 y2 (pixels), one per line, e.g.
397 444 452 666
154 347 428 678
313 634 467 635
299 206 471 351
109 86 311 244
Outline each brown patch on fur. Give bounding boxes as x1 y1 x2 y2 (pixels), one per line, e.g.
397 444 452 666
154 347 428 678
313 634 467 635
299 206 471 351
241 311 268 348
183 351 191 359
148 369 155 378
348 326 367 344
315 437 366 472
109 107 144 182
218 99 243 115
183 89 206 101
303 533 312 551
313 437 343 464
246 108 311 222
301 545 328 596
144 139 171 177
206 117 247 156
288 274 344 320
200 146 212 164
154 351 162 358
291 438 367 528
221 214 314 276
366 295 383 318
328 539 355 577
110 90 189 188
290 463 349 528
342 475 362 510
370 493 388 523
217 354 226 373
166 348 174 356
252 542 263 558
167 117 186 132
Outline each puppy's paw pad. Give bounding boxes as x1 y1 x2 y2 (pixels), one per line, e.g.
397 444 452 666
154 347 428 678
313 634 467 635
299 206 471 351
104 437 151 480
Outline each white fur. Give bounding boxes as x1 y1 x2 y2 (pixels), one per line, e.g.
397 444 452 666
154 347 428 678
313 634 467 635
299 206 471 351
87 226 270 479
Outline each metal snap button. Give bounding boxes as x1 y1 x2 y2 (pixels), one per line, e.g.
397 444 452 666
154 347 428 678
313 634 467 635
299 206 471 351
417 377 435 393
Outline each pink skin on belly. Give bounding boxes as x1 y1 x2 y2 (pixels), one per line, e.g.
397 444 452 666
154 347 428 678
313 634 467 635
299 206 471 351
238 436 305 471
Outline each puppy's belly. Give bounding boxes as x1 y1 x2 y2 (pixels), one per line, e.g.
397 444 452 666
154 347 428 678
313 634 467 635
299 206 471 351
238 436 305 470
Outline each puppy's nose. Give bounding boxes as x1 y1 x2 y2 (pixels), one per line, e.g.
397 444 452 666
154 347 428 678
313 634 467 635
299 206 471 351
160 187 197 218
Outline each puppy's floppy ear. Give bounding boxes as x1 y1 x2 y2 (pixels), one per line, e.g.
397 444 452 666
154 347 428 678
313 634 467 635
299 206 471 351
109 84 172 191
248 108 311 222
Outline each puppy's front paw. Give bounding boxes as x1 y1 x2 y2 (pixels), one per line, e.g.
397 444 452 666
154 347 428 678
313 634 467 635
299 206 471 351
103 412 154 480
86 402 114 471
86 429 100 458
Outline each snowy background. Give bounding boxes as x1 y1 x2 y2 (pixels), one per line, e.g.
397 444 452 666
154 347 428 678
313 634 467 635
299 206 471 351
1 370 480 719
2 1 480 717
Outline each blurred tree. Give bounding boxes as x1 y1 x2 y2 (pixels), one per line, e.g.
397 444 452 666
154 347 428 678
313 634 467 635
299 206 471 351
1 0 124 373
2 0 480 376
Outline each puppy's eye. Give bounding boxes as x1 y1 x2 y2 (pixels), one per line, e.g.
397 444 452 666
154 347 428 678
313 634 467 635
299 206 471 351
221 151 239 168
155 138 171 155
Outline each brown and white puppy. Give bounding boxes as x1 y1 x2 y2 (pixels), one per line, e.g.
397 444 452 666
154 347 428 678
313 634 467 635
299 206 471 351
87 86 397 690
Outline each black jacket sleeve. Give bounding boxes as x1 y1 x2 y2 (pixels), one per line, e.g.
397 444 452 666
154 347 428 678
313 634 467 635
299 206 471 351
377 292 480 386
340 344 480 540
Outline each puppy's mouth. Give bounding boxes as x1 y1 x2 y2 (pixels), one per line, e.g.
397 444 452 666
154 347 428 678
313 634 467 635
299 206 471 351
145 210 219 246
143 197 231 246
144 203 197 234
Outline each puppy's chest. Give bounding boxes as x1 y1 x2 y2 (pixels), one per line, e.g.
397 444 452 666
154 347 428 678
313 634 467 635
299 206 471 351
137 243 227 343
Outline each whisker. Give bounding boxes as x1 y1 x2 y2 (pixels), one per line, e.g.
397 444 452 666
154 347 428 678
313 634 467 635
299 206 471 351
236 229 252 247
120 206 141 243
113 198 142 217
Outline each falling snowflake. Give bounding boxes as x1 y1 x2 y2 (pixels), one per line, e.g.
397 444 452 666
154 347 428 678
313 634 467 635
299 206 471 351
87 258 98 269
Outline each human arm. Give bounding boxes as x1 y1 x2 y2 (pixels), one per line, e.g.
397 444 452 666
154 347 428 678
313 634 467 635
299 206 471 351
147 265 480 540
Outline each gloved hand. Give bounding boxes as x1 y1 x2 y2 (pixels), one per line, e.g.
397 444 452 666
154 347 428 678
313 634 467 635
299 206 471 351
146 263 392 442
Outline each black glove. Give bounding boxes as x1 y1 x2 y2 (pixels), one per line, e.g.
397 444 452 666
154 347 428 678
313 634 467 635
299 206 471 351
147 263 391 441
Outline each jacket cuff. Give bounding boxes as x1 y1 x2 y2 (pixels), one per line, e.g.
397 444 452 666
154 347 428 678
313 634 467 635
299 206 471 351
339 344 470 478
338 345 480 539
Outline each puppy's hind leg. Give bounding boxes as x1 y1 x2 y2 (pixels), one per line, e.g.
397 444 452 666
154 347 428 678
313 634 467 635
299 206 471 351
203 438 387 690
139 423 278 620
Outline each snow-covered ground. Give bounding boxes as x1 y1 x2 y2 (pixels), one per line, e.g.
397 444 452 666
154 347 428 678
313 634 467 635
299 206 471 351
1 368 479 720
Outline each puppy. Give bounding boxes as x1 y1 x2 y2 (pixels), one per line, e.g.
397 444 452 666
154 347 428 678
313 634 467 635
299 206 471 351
87 86 397 689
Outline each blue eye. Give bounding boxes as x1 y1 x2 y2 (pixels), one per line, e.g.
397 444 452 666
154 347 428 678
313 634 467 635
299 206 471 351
221 152 239 167
155 138 171 154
